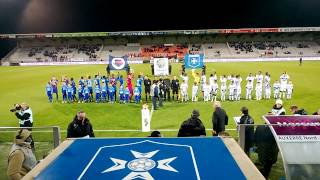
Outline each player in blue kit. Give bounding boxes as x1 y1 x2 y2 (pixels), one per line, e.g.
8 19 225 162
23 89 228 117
101 82 108 103
70 78 77 101
83 85 90 103
94 74 100 88
67 84 74 103
136 75 143 94
86 76 93 102
77 84 84 103
117 74 124 87
119 85 125 104
50 77 59 101
79 76 85 87
61 82 68 103
108 84 115 104
134 86 141 104
124 86 130 104
46 82 53 103
94 84 101 103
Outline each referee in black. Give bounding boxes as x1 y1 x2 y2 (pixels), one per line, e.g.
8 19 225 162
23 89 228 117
144 76 152 102
171 76 180 101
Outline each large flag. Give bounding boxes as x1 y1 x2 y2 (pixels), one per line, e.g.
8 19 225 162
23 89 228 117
154 58 169 76
109 55 128 70
184 54 204 69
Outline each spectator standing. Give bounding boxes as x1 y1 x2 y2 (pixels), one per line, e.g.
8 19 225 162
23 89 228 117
178 109 206 137
212 101 228 136
67 111 95 138
239 107 254 156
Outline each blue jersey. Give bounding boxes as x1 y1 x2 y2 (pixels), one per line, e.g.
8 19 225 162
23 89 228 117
134 87 140 95
71 80 76 88
119 88 124 95
84 87 90 95
46 84 53 93
109 86 115 94
67 86 73 94
79 79 85 86
94 86 101 94
86 79 92 87
124 88 130 95
101 85 107 92
136 78 142 87
118 78 124 86
78 85 83 93
62 84 67 92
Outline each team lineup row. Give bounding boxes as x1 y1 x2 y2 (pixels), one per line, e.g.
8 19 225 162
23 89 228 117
45 70 293 103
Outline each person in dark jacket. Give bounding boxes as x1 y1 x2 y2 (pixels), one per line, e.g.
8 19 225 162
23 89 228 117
239 107 254 156
289 105 308 115
67 111 95 138
178 110 206 137
171 76 179 101
212 101 228 136
254 124 279 179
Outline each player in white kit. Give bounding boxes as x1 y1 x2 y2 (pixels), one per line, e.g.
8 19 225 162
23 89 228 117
203 82 211 102
220 75 227 101
264 72 271 99
245 73 255 100
280 71 290 99
255 81 263 101
273 80 281 99
210 79 219 102
180 80 188 102
234 75 242 101
286 81 293 99
229 81 235 101
191 82 199 102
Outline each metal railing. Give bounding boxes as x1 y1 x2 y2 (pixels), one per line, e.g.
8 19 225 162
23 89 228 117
0 126 61 148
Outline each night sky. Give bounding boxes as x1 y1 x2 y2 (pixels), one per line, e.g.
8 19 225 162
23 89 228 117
0 0 320 34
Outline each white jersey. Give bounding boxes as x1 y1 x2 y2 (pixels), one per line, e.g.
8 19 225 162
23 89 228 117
280 74 290 85
246 76 254 87
211 83 219 95
264 76 271 87
234 77 242 89
209 76 217 86
273 83 280 93
286 83 293 94
229 84 235 95
200 75 207 84
192 85 199 95
255 83 263 91
256 74 264 84
180 75 189 84
181 83 188 93
220 77 227 89
203 84 211 95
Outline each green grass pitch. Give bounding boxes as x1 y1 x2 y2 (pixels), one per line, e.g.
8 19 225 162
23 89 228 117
0 61 320 179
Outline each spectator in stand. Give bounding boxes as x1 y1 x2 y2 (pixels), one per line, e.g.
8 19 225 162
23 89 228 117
67 111 95 138
289 105 308 115
178 109 206 137
212 101 228 136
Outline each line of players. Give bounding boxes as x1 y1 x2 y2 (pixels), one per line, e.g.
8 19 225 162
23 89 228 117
45 70 293 103
179 70 293 102
45 73 144 104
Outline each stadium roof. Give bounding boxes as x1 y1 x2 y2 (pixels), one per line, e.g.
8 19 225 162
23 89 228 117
1 27 320 39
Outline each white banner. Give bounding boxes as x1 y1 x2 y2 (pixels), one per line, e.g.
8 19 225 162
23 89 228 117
19 60 143 66
153 58 169 76
205 56 320 62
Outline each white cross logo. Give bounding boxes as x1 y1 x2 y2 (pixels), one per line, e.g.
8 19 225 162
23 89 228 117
101 150 178 180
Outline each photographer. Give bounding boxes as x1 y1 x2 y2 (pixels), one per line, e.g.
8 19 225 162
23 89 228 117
11 103 33 128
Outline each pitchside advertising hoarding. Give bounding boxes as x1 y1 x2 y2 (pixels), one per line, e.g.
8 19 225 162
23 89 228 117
264 115 320 180
153 58 169 76
184 54 204 69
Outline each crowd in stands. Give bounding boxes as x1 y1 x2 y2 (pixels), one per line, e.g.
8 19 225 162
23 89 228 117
141 44 188 58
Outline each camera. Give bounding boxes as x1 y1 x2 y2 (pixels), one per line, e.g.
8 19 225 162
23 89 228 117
10 104 21 112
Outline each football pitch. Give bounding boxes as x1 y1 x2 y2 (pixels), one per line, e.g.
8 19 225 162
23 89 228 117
0 61 320 179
